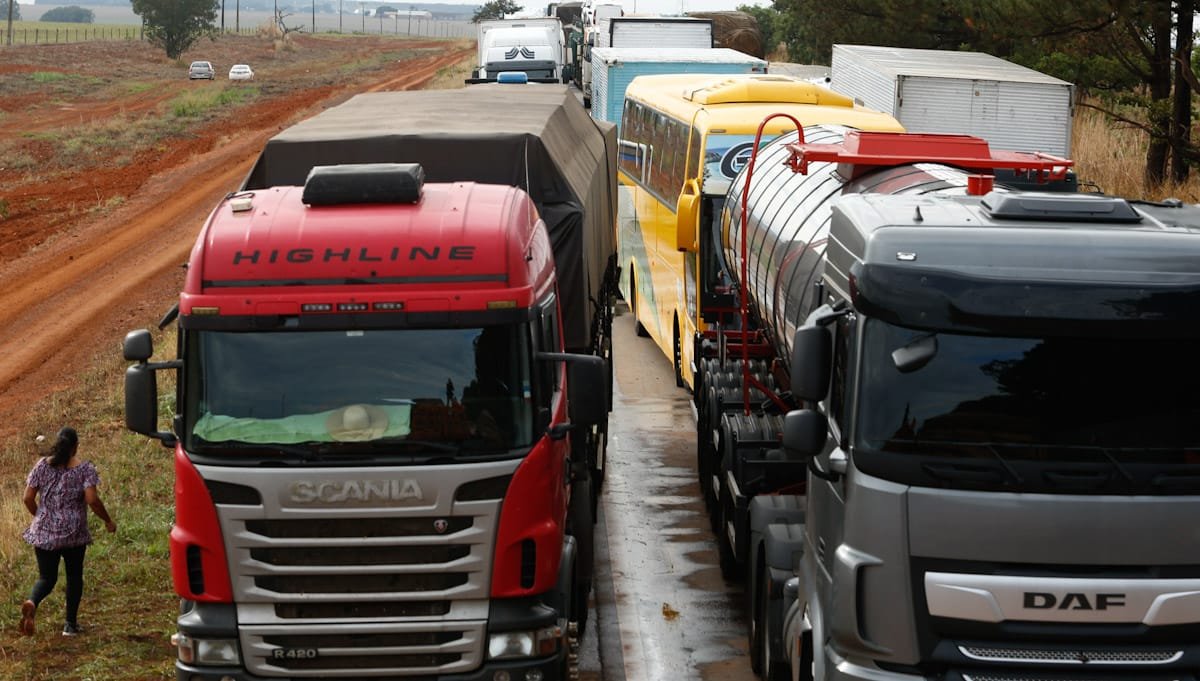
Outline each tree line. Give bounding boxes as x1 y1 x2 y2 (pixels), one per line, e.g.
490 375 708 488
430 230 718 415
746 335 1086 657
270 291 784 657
741 0 1196 185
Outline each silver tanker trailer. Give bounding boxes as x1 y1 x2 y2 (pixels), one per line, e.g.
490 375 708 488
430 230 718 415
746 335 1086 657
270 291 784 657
697 125 1200 681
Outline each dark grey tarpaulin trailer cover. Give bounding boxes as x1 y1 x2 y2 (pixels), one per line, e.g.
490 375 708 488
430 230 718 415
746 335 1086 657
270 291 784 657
243 84 618 354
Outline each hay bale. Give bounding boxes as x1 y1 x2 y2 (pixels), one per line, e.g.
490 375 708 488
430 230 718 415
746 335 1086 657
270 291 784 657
686 10 763 58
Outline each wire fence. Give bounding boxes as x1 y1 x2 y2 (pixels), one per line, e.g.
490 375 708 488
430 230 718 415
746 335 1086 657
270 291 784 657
3 26 141 44
2 18 475 46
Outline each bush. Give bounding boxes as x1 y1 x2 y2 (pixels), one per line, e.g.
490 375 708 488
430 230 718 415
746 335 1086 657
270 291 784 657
41 5 96 22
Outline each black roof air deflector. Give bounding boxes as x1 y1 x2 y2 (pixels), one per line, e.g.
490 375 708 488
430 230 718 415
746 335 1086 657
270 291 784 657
302 163 425 206
980 191 1143 223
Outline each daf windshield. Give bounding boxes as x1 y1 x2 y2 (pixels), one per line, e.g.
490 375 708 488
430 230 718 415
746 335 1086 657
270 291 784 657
854 320 1200 492
183 326 535 459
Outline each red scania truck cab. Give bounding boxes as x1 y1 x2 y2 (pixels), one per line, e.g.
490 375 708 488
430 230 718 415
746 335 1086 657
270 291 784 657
124 164 605 681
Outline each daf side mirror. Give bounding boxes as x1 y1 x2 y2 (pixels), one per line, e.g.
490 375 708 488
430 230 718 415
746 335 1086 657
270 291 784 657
123 328 154 362
675 179 700 252
781 409 828 459
789 325 832 402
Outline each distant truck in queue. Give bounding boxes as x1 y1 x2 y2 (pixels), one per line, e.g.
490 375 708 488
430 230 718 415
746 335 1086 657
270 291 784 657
122 84 618 681
470 17 568 83
708 125 1200 681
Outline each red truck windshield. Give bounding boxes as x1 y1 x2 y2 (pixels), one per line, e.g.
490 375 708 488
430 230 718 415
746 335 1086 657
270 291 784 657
182 326 535 458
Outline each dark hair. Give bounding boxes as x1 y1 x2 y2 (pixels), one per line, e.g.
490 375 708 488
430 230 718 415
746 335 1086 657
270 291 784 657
48 427 78 468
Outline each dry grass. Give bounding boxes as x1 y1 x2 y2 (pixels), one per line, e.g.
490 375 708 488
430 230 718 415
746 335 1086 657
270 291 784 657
1071 103 1200 201
424 52 475 90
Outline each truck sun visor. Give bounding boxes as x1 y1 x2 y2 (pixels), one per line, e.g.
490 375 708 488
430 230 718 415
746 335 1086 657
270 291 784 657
980 191 1143 223
302 163 425 206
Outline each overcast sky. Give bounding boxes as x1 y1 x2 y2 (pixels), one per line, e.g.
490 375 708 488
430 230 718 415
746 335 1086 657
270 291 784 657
519 0 767 17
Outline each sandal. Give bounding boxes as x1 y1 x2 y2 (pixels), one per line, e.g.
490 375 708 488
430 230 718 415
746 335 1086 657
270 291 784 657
19 600 35 636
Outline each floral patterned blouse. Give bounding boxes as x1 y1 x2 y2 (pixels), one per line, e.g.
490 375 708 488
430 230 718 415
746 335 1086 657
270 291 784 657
22 458 100 551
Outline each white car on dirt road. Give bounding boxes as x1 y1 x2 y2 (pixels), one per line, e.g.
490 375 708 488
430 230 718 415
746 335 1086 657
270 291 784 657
228 64 255 81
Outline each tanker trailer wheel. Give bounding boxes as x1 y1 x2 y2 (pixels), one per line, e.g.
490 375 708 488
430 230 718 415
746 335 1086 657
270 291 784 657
696 381 711 503
714 442 742 580
717 481 742 580
630 269 650 338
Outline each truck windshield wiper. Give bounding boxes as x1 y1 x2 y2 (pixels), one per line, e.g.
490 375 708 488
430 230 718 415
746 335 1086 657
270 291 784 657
361 438 463 455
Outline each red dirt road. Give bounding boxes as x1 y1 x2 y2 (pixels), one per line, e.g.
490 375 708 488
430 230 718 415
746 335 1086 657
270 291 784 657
0 36 474 441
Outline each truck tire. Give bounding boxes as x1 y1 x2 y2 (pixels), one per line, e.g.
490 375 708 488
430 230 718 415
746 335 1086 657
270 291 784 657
630 269 650 337
760 572 789 681
716 455 741 580
569 475 594 638
673 321 685 388
748 545 765 674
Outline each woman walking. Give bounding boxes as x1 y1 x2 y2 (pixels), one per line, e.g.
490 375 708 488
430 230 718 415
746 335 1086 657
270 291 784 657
18 426 116 636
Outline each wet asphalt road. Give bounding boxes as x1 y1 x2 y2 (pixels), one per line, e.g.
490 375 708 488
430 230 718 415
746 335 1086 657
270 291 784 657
581 304 758 681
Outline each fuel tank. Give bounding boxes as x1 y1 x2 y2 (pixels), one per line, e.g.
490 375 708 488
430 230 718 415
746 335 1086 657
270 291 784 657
722 125 987 371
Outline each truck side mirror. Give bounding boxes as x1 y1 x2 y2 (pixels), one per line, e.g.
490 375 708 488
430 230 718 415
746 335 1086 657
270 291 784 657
567 356 606 428
536 352 606 429
781 409 828 459
123 328 154 361
125 364 159 436
790 325 832 402
675 179 700 252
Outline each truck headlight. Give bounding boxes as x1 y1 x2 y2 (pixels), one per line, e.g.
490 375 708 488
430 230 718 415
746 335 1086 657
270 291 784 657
487 624 561 659
176 632 241 666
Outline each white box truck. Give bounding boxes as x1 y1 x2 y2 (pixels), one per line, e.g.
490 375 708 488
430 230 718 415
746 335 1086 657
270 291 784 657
470 17 567 83
595 15 713 49
582 16 714 107
590 47 767 128
830 43 1074 156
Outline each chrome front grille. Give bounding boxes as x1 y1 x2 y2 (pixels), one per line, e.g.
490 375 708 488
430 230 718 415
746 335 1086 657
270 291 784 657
963 676 1109 681
960 645 1183 665
240 620 485 677
254 572 470 595
200 461 518 678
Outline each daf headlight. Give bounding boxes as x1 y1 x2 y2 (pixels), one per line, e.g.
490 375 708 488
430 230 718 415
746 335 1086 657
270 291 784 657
487 625 561 659
176 632 241 666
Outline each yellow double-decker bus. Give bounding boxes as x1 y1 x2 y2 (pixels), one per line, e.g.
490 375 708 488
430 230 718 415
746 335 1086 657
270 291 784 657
616 73 904 389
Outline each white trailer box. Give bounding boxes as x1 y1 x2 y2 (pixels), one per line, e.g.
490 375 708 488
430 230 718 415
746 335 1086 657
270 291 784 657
595 16 713 49
590 47 767 130
830 44 1074 156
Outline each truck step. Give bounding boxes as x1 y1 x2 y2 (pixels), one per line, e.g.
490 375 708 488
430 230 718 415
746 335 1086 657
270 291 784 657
750 494 806 535
763 522 805 571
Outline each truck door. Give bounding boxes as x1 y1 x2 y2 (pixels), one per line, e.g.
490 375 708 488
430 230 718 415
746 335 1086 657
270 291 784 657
808 312 854 630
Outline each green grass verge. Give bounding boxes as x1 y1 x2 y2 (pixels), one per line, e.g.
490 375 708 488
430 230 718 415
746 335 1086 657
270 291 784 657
171 85 260 118
0 331 178 680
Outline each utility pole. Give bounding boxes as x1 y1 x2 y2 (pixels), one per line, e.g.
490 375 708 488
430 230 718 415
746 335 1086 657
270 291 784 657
338 0 342 32
221 0 225 33
407 5 413 34
236 0 240 33
6 0 14 47
312 0 315 33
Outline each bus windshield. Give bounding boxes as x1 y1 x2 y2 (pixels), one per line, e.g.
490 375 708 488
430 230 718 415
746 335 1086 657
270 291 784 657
703 134 760 195
183 326 535 459
854 320 1200 482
